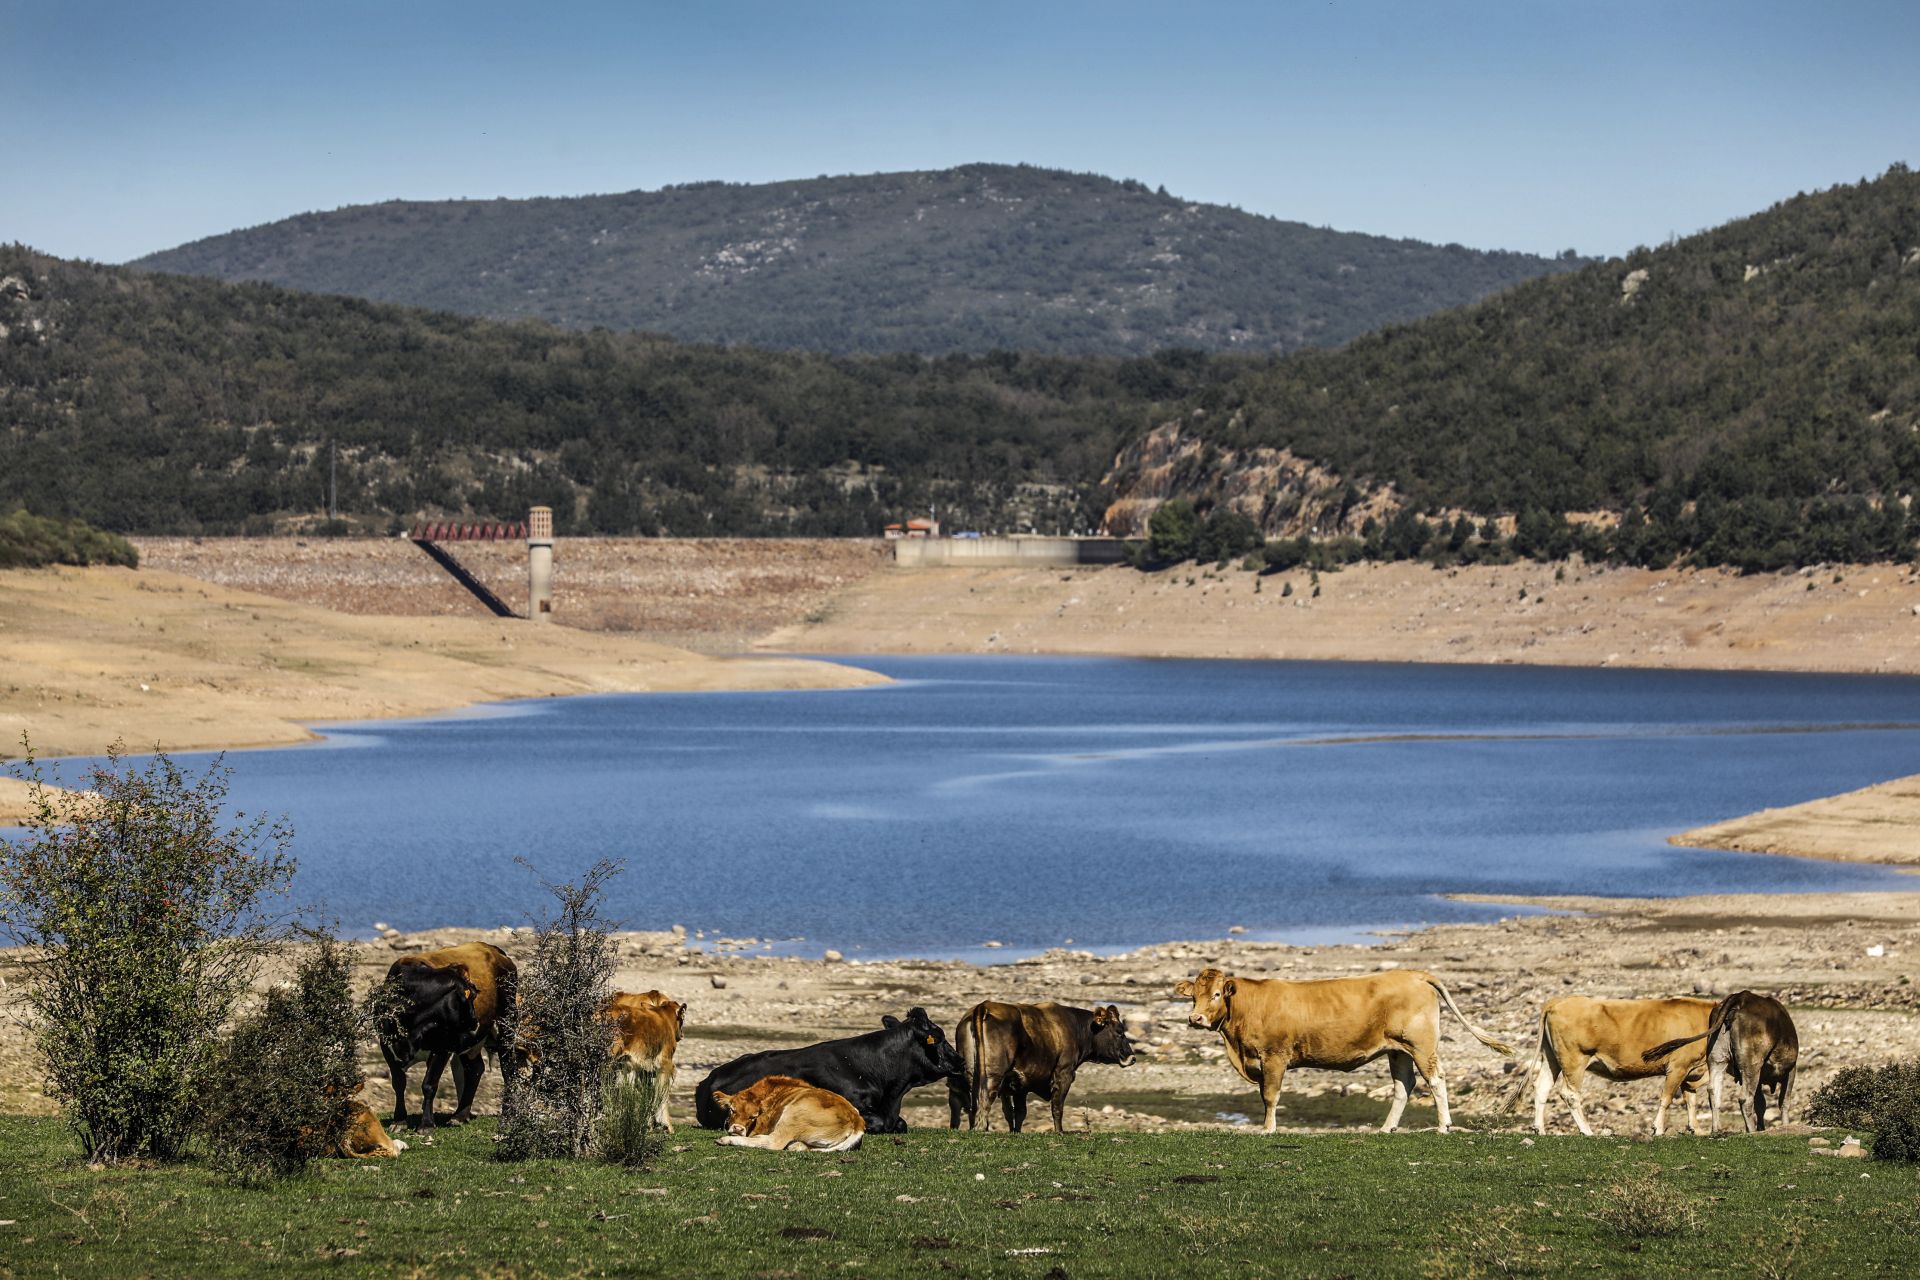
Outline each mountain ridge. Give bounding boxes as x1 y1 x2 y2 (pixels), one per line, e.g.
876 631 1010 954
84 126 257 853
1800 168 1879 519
130 162 1580 356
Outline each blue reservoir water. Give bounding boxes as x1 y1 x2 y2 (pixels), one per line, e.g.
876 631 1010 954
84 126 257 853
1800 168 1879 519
21 656 1920 958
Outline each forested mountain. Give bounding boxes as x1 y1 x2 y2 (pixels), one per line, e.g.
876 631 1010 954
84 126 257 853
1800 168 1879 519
7 167 1917 566
0 245 1214 536
131 164 1578 356
1106 165 1920 569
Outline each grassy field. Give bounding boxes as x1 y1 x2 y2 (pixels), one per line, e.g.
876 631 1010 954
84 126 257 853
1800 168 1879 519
0 1115 1913 1278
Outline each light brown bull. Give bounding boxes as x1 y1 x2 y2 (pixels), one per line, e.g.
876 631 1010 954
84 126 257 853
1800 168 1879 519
1528 995 1714 1135
1176 967 1513 1133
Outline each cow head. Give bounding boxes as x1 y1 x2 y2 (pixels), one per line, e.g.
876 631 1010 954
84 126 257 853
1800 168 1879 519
1175 969 1235 1030
1090 1005 1136 1067
708 1086 758 1138
884 1007 965 1078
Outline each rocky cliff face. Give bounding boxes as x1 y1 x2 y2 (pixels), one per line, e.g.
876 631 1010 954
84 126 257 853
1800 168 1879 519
1100 418 1402 538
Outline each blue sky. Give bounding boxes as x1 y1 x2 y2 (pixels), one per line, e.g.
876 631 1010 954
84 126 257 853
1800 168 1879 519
8 0 1917 264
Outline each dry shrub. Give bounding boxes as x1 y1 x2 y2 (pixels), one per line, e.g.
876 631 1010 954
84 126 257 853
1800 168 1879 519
1423 1204 1536 1279
1587 1165 1700 1239
496 858 621 1161
600 1070 665 1168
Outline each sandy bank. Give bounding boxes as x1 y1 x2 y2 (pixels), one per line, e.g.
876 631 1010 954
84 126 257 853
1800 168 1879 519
759 558 1920 674
1670 776 1920 866
3 891 1912 1128
0 566 884 762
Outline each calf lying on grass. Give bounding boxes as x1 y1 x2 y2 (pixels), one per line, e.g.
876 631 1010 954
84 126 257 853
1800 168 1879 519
696 1007 962 1134
710 1076 865 1152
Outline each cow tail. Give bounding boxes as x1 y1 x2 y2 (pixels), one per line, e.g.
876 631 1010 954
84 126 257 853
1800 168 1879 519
1427 977 1514 1056
969 1003 989 1131
1641 1032 1708 1063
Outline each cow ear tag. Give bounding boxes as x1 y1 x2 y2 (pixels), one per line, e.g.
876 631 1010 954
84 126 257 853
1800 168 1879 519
926 1035 936 1045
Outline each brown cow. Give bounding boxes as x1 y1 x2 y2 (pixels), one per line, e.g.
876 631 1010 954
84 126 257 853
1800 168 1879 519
710 1075 865 1152
1176 967 1512 1133
380 941 518 1130
1642 990 1798 1134
326 1082 407 1158
1527 995 1713 1136
606 990 687 1132
947 1001 1136 1133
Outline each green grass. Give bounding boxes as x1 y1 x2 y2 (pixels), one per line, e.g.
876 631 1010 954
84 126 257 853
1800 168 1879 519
0 1114 1914 1278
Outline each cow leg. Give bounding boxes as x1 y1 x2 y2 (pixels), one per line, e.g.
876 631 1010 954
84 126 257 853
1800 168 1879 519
384 1048 412 1128
1411 1049 1451 1134
1708 1059 1727 1137
658 1063 676 1133
1775 1069 1793 1128
416 1050 451 1131
1531 1055 1558 1135
980 1070 1002 1134
449 1049 486 1124
1006 1083 1027 1133
1257 1056 1289 1134
948 1074 969 1130
1382 1051 1415 1133
1654 1066 1691 1137
1049 1070 1076 1134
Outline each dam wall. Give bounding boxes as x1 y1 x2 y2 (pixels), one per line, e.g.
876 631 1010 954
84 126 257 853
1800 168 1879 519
889 536 1133 568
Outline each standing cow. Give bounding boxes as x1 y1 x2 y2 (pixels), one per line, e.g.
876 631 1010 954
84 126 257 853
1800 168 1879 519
1176 967 1512 1133
695 1007 963 1134
1526 994 1714 1136
377 941 518 1131
607 990 687 1132
947 1001 1137 1133
1642 990 1798 1133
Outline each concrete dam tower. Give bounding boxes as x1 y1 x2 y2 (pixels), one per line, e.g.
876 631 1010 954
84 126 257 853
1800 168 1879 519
528 505 554 622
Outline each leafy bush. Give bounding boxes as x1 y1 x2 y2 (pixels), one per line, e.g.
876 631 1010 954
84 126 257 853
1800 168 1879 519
200 933 361 1184
0 747 294 1164
1146 498 1199 563
0 509 138 569
1809 1060 1920 1161
497 859 622 1161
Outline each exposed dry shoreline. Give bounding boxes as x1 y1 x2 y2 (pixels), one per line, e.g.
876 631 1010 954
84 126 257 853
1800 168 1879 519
759 557 1920 674
1673 774 1920 865
0 565 883 764
3 892 1914 1131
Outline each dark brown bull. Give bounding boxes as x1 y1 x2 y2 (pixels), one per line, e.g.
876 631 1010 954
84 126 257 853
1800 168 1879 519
1643 990 1798 1133
378 941 518 1131
946 1001 1136 1133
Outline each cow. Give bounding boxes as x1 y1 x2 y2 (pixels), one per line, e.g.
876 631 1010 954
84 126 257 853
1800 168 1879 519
1641 990 1798 1134
1176 967 1513 1133
1525 995 1714 1136
946 1001 1136 1133
607 990 687 1132
377 941 518 1131
694 1007 964 1134
326 1082 408 1159
710 1075 866 1152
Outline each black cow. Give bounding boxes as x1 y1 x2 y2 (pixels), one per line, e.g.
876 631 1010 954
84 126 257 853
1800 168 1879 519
695 1007 963 1134
376 941 517 1131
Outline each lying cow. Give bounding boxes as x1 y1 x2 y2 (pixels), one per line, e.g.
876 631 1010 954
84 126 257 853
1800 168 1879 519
377 941 518 1131
327 1082 408 1159
607 990 687 1132
1526 994 1714 1135
695 1007 963 1134
1642 990 1798 1133
947 1001 1136 1132
710 1075 865 1152
1177 967 1512 1133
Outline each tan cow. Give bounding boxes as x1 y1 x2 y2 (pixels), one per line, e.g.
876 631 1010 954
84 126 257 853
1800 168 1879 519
311 1081 407 1159
1176 967 1513 1133
606 990 687 1132
1527 995 1714 1136
709 1075 865 1152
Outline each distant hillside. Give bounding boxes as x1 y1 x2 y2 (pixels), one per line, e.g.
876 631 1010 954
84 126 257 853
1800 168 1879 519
1105 165 1920 570
131 164 1579 356
0 245 1211 536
